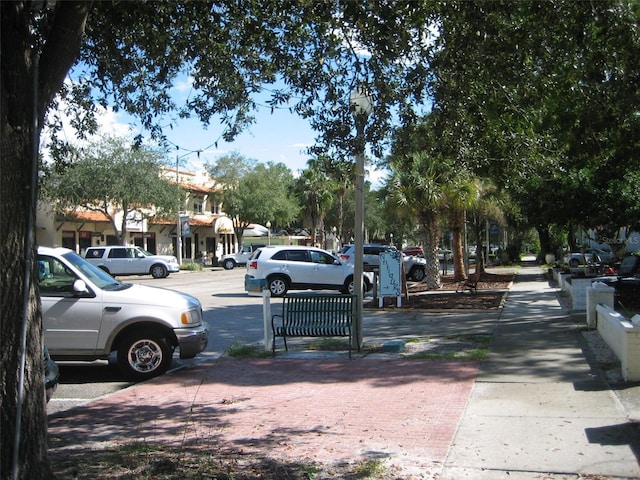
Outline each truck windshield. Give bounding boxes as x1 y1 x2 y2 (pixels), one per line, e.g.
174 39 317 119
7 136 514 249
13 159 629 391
62 251 128 290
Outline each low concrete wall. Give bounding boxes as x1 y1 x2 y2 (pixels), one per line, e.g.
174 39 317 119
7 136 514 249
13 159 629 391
596 305 640 382
566 277 596 311
552 269 572 292
586 282 615 328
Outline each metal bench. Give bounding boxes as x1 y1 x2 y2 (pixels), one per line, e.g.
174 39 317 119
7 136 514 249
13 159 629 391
456 272 480 294
271 293 357 358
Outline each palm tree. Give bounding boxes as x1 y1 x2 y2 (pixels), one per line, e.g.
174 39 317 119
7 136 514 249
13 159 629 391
316 155 355 247
388 152 456 290
295 160 334 246
442 170 478 280
467 178 507 274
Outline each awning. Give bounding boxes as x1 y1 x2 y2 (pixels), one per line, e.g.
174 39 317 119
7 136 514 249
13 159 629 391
214 216 234 234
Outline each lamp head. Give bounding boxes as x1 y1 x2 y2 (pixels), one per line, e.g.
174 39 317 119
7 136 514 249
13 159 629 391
350 86 373 117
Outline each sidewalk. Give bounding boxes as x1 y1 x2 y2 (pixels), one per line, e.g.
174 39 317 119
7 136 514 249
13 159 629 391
48 267 640 479
441 267 640 479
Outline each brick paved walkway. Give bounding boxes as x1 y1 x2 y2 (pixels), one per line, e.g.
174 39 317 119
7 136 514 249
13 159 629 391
49 357 479 477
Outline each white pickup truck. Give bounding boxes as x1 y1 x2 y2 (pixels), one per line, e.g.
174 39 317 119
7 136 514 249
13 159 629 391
221 244 265 270
38 246 208 380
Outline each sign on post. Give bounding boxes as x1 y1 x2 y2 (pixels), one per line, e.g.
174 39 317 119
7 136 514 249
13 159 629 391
379 250 403 307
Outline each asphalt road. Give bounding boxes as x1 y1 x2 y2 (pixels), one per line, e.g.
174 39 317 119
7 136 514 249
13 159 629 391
47 266 266 415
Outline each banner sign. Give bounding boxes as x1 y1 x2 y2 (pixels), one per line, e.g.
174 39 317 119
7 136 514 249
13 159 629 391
180 216 191 237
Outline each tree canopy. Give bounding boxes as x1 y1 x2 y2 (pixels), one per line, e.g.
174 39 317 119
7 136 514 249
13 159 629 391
42 136 180 245
206 153 298 244
428 1 640 245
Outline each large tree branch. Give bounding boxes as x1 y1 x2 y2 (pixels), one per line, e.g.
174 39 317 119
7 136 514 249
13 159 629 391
38 1 92 118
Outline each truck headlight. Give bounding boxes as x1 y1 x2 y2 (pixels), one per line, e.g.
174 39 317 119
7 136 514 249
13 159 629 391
181 307 202 325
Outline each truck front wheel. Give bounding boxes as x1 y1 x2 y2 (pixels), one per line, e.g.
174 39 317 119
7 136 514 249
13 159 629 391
223 259 236 270
410 267 426 282
117 330 173 381
150 264 168 278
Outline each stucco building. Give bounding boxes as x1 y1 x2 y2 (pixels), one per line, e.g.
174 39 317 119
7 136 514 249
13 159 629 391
36 167 236 265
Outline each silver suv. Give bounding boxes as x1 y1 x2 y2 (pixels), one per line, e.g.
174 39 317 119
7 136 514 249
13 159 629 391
245 245 372 297
338 244 427 282
38 246 208 380
85 245 179 278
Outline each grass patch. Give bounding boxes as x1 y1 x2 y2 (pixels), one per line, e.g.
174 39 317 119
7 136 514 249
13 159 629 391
404 337 425 344
179 262 203 271
51 443 336 479
51 443 395 479
307 338 350 351
407 349 488 361
445 334 493 347
353 459 387 478
405 334 492 361
226 342 271 358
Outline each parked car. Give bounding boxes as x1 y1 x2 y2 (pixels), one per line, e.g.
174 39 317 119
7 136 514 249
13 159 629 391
221 244 265 270
44 346 59 403
84 245 179 279
338 244 427 282
38 246 208 380
245 245 373 297
402 246 424 257
438 248 453 260
564 248 616 268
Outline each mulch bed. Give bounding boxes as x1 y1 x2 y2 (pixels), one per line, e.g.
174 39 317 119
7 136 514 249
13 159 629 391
366 272 514 310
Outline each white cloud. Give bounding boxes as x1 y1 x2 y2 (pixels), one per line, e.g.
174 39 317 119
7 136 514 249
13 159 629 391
172 76 194 97
93 105 134 139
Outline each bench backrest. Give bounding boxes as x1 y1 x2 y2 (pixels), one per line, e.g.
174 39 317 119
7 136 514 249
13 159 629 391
281 294 356 335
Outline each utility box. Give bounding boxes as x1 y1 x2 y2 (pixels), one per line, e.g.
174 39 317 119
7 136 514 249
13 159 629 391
245 277 267 293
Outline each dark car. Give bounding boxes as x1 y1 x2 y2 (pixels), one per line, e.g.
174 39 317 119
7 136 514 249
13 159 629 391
597 255 640 310
402 246 424 257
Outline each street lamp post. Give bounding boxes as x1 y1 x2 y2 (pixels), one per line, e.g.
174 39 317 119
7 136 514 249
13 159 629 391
350 86 373 350
176 155 182 265
266 221 271 245
332 226 337 253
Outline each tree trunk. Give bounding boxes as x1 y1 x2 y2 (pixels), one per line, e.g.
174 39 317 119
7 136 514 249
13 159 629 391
337 190 344 247
1 123 52 480
419 211 441 290
2 3 91 477
537 224 552 263
449 210 467 280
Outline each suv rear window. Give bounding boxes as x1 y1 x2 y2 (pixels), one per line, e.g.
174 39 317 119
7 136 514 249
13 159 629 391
364 245 393 255
249 249 264 260
86 248 105 258
272 250 309 262
107 248 128 259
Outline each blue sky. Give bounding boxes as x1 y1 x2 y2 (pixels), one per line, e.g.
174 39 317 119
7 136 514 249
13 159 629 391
144 75 319 174
64 72 387 185
161 104 318 175
95 102 388 186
